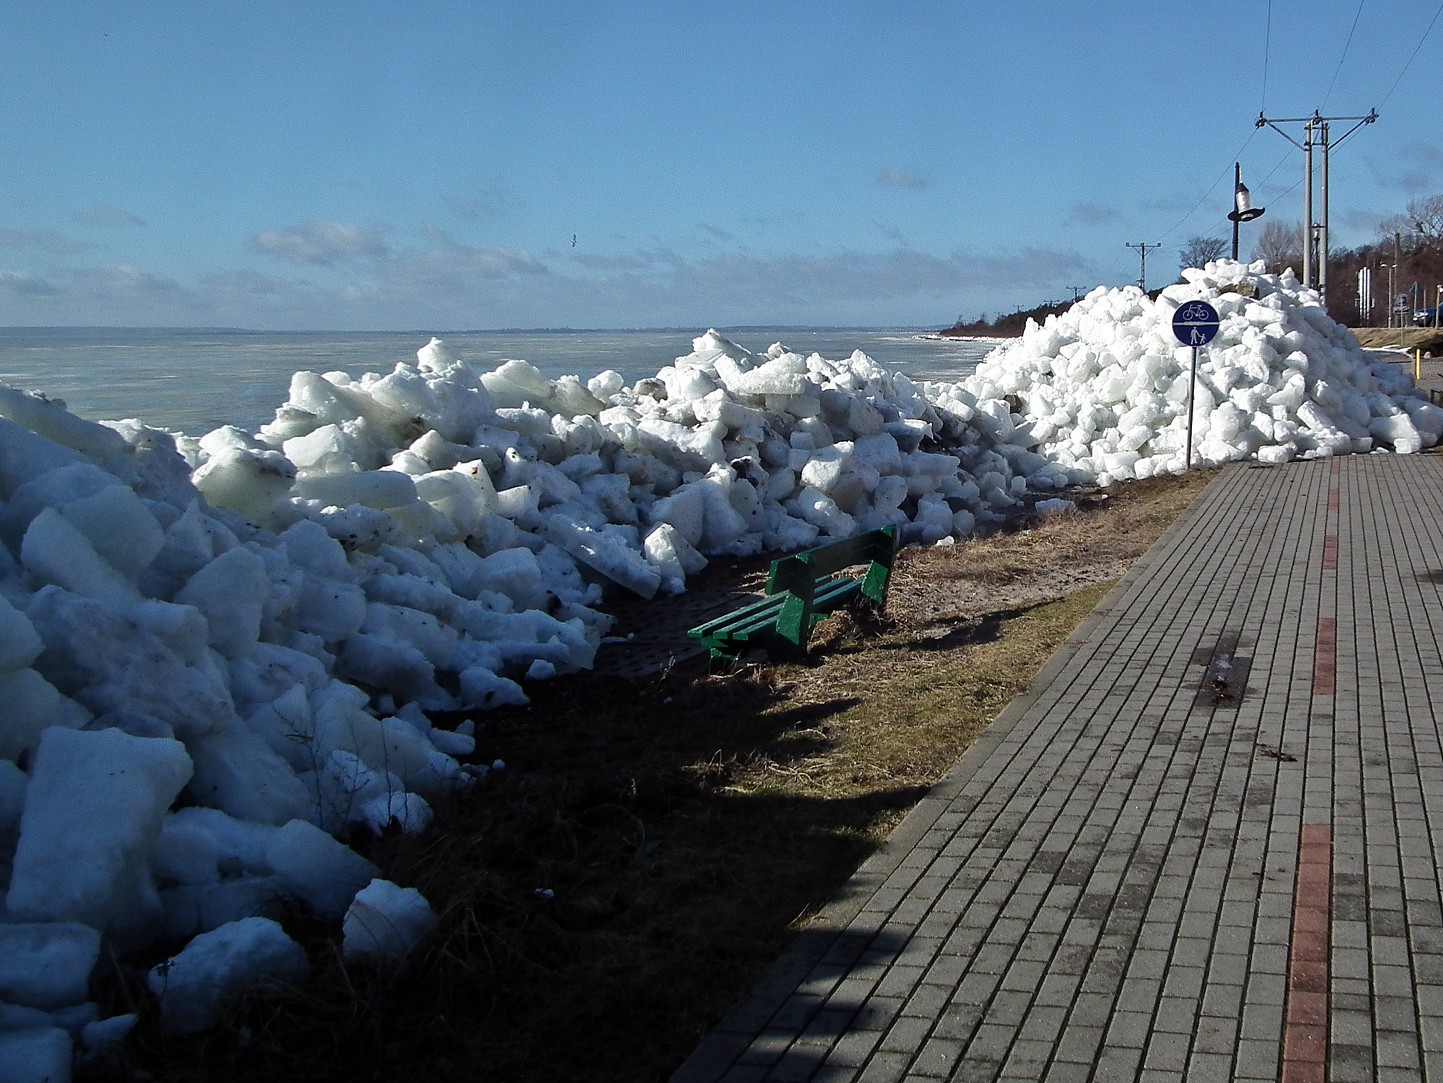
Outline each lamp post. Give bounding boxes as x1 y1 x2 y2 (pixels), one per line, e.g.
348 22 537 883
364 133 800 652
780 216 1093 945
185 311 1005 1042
1227 162 1265 260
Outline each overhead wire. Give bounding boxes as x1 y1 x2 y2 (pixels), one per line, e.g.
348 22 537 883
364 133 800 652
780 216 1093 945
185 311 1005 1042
1174 0 1370 265
1125 0 1440 287
1152 128 1259 248
1118 0 1403 285
1320 0 1366 111
1380 0 1443 108
1148 0 1279 253
1260 0 1272 113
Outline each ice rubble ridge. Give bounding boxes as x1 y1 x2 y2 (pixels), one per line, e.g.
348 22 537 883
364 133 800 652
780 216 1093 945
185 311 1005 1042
963 260 1442 478
0 259 1437 1075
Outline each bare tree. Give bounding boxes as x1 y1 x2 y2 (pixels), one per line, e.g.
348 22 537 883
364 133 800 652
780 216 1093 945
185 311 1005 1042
1379 193 1443 258
1252 219 1304 275
1179 236 1228 274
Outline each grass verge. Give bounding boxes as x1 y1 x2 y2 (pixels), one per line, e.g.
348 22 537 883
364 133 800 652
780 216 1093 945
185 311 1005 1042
105 470 1216 1083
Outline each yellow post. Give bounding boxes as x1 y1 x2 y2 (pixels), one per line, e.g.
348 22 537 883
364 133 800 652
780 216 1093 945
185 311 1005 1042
1418 349 1423 382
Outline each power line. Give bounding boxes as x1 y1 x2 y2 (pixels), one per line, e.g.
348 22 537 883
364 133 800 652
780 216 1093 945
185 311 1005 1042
1260 0 1272 113
1153 129 1258 246
1379 0 1443 107
1320 0 1366 111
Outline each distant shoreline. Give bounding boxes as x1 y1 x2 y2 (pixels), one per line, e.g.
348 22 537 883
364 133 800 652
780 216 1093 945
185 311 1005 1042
936 328 1019 341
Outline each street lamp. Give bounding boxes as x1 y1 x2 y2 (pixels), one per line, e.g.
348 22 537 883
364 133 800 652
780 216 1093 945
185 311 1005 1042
1228 162 1265 260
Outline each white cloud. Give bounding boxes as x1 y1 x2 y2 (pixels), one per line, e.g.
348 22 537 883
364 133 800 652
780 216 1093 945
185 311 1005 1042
0 270 58 296
254 220 388 266
0 227 96 255
444 181 526 222
1070 202 1121 225
872 221 908 246
415 224 546 276
74 204 147 229
877 168 928 190
0 226 1096 331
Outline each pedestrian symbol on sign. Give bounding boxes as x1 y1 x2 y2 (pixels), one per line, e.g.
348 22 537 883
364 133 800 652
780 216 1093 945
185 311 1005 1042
1171 300 1221 347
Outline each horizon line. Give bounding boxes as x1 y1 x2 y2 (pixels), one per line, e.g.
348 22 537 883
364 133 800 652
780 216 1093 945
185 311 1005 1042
0 323 950 336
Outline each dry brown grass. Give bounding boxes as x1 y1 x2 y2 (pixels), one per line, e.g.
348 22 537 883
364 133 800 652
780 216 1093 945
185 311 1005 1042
1351 326 1443 354
98 470 1216 1083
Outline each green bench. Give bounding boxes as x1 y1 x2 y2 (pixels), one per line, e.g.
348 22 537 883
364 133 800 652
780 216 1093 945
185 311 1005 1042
687 525 898 671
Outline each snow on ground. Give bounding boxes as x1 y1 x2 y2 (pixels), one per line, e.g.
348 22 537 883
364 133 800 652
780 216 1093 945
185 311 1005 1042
0 260 1437 1076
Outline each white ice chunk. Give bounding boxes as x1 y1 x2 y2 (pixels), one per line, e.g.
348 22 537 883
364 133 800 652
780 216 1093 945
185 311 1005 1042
542 517 661 599
342 878 436 963
336 633 452 710
295 469 417 510
480 359 555 410
0 923 101 1010
174 546 269 655
193 446 297 526
21 508 142 608
0 1027 71 1083
26 588 234 741
184 724 313 826
146 916 310 1035
6 728 192 932
58 483 166 581
264 819 380 919
0 595 43 673
0 668 91 764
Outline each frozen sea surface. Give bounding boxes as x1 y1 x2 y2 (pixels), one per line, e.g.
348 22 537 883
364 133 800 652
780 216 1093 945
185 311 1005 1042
0 327 997 436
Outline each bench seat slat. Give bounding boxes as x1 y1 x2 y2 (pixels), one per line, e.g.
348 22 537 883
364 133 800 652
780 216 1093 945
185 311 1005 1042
687 593 788 639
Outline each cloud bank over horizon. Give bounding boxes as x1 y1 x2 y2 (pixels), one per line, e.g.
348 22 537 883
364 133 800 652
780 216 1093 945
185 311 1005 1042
0 214 1098 331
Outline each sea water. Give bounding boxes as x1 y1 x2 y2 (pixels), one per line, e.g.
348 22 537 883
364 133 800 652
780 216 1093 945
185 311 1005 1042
0 327 999 436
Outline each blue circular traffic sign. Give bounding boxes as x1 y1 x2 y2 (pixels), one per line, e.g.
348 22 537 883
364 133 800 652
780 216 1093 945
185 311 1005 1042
1172 300 1220 346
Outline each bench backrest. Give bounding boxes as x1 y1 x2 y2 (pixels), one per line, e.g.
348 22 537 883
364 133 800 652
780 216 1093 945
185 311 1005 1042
767 525 897 605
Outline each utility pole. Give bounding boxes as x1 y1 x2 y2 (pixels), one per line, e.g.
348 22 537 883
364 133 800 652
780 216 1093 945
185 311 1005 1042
1067 286 1086 302
1393 231 1402 328
1257 109 1378 311
1126 242 1161 292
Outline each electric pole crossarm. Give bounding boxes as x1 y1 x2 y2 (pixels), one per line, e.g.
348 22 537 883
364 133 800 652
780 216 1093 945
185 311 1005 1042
1258 111 1377 124
1332 109 1379 151
1125 241 1161 292
1257 113 1304 150
1254 108 1379 304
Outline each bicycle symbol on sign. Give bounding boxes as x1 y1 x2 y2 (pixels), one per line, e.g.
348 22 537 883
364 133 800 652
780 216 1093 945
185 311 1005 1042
1178 302 1215 322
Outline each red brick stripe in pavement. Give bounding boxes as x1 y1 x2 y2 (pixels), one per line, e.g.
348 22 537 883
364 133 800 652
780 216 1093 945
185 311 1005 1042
1283 824 1333 1083
1313 617 1337 696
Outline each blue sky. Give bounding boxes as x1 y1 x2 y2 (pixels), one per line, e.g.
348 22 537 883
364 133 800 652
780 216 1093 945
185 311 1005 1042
1 1 1439 330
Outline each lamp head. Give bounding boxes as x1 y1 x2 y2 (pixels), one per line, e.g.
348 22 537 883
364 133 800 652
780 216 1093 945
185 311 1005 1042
1228 180 1265 223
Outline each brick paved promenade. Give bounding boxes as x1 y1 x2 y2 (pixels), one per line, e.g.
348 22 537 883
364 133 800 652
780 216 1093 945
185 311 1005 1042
672 453 1443 1083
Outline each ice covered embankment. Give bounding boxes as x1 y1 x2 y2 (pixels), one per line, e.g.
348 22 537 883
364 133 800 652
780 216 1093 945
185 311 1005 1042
193 328 1052 643
961 260 1443 482
0 258 1437 1075
0 394 455 1074
0 325 1046 1074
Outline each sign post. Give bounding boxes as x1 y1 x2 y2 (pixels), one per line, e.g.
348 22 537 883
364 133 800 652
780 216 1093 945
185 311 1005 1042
1171 300 1221 470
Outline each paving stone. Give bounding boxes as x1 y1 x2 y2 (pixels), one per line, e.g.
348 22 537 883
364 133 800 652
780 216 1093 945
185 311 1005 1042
669 457 1443 1083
